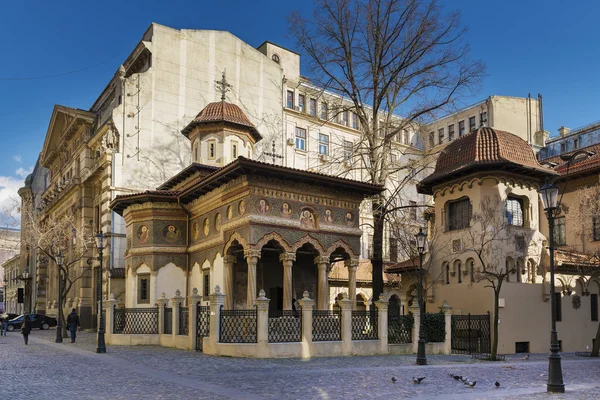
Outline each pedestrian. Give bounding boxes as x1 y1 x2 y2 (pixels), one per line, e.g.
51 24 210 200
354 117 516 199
1 315 7 336
66 308 80 343
21 315 31 345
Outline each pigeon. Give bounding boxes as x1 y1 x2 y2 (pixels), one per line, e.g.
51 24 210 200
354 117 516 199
465 381 477 388
391 377 397 383
521 354 529 360
460 376 469 383
452 375 462 381
412 377 426 384
495 381 500 388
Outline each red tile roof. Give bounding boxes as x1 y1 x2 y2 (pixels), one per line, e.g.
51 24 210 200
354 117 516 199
418 127 558 194
181 101 261 141
541 143 600 177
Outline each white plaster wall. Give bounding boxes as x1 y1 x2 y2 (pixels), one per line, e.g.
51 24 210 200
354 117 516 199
188 262 202 296
212 254 224 294
156 263 186 305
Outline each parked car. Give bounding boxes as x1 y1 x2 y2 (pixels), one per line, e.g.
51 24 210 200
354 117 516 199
6 314 57 331
0 313 19 321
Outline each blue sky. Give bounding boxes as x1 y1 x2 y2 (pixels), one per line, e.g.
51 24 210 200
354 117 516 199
0 0 599 218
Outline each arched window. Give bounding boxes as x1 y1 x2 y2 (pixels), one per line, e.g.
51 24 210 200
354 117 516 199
457 262 462 283
272 54 280 63
445 264 450 284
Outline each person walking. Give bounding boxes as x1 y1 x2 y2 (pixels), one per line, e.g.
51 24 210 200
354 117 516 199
66 308 80 343
1 315 6 336
21 315 31 345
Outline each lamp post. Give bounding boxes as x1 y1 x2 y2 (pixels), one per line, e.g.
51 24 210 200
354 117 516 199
55 251 63 343
21 270 30 314
538 179 564 393
415 227 427 365
95 231 106 354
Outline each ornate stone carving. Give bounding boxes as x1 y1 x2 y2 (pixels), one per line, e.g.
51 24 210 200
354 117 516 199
280 252 296 262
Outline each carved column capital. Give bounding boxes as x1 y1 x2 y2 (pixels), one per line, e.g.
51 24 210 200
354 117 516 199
244 249 261 259
314 256 329 265
279 252 296 263
346 259 359 269
223 255 236 265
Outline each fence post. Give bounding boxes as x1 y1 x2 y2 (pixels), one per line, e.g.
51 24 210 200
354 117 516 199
375 294 389 354
409 305 421 354
171 289 184 339
156 293 169 335
188 288 201 350
208 285 225 352
338 292 353 355
256 289 270 355
297 291 314 358
105 294 118 342
439 300 453 355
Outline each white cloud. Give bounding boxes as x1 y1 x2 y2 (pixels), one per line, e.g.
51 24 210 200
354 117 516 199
13 155 22 163
0 175 23 227
15 166 33 178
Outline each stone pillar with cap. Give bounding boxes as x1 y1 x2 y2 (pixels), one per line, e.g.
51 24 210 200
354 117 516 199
105 293 118 343
207 285 226 353
188 288 202 350
439 300 453 355
297 291 315 351
171 289 184 338
223 255 236 310
347 259 359 310
256 289 270 355
156 292 169 335
315 256 330 310
375 294 389 354
409 305 421 354
338 292 353 355
245 250 261 308
280 253 296 310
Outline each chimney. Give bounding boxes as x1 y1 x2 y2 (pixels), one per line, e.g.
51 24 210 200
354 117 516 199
558 126 571 137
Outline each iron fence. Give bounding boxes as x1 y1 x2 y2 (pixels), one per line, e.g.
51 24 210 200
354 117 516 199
388 314 413 344
163 306 173 335
422 312 446 343
451 312 491 354
219 306 257 343
196 304 210 351
178 304 189 335
312 310 341 341
351 309 378 340
113 306 159 334
268 310 302 343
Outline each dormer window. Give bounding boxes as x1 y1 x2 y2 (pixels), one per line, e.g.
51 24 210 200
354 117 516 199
231 142 238 159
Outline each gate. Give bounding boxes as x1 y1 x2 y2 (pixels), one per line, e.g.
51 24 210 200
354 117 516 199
196 303 210 352
451 312 491 354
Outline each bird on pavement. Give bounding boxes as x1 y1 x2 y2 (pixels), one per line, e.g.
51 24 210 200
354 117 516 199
521 354 529 360
460 376 469 383
391 377 397 383
452 375 462 381
465 381 477 388
495 381 500 388
412 377 426 384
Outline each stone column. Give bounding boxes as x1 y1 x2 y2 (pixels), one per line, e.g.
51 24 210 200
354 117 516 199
105 294 118 343
245 250 261 308
439 300 453 355
171 290 184 337
409 305 420 354
338 292 353 355
256 289 270 356
315 256 330 310
156 292 169 335
188 288 202 350
297 291 315 358
280 253 296 310
223 255 236 310
375 294 389 354
207 285 226 354
347 259 359 310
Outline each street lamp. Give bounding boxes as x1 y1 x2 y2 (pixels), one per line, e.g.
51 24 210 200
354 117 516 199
538 178 564 393
55 251 63 344
415 227 427 365
95 231 106 354
22 269 30 314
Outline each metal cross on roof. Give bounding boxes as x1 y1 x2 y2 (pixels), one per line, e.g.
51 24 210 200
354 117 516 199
263 140 284 164
215 70 232 101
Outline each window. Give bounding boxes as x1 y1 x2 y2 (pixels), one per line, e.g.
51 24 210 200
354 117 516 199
448 198 472 231
286 90 294 109
457 263 462 283
469 116 476 131
560 143 566 153
448 124 455 141
320 102 328 120
592 294 598 322
203 272 210 297
138 274 150 304
318 134 329 155
438 128 444 144
298 94 305 112
309 98 316 116
341 110 349 126
352 112 359 129
470 260 475 282
343 140 353 160
409 201 417 220
389 238 398 262
208 141 216 160
403 130 409 145
574 138 579 149
554 217 566 245
458 120 465 136
428 132 434 148
295 127 306 151
555 292 562 322
445 265 450 284
231 142 238 159
506 197 524 226
480 112 487 127
593 217 600 241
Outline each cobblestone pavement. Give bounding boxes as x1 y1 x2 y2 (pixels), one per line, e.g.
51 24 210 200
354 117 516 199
2 329 598 399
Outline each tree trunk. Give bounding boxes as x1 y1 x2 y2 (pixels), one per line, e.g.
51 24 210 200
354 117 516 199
592 323 600 357
491 287 500 360
59 304 68 338
371 205 385 302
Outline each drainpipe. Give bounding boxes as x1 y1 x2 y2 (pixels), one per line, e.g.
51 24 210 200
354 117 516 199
177 197 191 304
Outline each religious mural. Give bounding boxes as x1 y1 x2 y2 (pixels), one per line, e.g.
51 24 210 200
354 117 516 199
299 209 317 230
324 209 334 223
238 200 246 215
137 225 149 245
258 198 270 214
281 202 293 217
163 225 182 243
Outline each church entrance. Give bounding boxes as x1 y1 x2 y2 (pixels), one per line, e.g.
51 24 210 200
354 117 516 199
258 240 285 316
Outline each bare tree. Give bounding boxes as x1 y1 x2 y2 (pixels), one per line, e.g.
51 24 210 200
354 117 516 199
290 0 485 300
